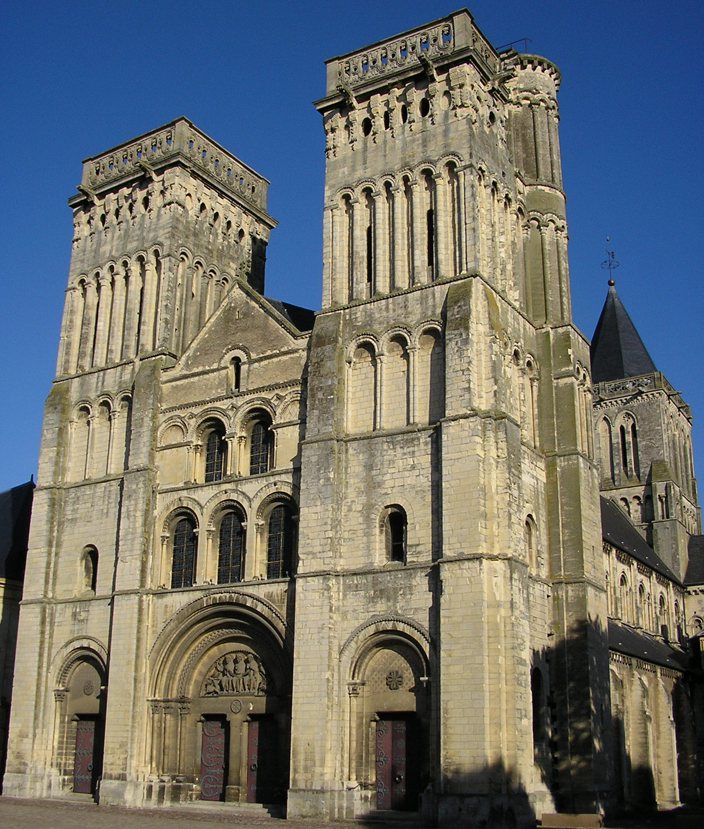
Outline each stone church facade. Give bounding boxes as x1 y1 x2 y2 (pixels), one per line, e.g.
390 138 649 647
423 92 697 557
4 9 703 826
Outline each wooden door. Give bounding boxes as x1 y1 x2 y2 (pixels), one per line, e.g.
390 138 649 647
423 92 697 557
200 719 228 801
376 717 418 810
73 719 96 793
246 718 279 803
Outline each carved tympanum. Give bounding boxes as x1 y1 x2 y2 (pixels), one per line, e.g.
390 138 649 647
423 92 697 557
201 651 268 697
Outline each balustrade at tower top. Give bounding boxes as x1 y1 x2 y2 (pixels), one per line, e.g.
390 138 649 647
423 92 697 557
68 117 271 221
322 8 501 98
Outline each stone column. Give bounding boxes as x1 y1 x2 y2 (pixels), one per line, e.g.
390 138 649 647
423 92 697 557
105 410 118 475
60 284 83 375
154 254 174 351
548 109 563 188
139 257 158 354
122 263 143 360
556 227 571 324
83 414 96 480
187 265 203 344
236 436 246 477
373 189 389 294
351 198 366 300
461 165 479 274
531 105 546 180
225 435 236 476
77 277 98 371
108 264 127 363
410 180 424 285
93 272 113 367
407 344 418 425
322 204 334 308
198 271 210 329
391 185 408 290
376 353 386 430
373 353 381 431
330 204 347 306
521 223 531 317
434 171 449 281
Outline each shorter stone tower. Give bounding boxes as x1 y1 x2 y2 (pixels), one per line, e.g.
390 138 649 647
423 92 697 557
591 278 700 581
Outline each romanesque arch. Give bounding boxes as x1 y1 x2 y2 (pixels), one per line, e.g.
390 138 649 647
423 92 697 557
51 640 108 796
341 619 431 812
147 593 292 804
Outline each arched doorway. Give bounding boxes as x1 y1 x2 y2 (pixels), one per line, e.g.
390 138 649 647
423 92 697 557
53 650 106 796
148 595 291 804
348 632 430 812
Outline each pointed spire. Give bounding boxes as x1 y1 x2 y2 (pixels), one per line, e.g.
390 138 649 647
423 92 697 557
590 279 657 383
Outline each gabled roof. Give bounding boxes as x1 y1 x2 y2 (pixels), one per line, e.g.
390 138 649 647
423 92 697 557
601 496 678 583
609 619 687 671
264 298 315 332
0 479 34 581
590 280 657 383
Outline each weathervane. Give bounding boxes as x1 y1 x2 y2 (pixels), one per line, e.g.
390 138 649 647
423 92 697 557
601 237 619 285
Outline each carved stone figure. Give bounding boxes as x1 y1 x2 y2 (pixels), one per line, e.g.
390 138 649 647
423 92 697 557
201 651 267 696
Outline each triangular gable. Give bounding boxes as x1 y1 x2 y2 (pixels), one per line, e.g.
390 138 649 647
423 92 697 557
173 279 312 375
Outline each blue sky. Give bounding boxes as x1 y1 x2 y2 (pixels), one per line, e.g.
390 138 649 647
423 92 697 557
1 0 703 493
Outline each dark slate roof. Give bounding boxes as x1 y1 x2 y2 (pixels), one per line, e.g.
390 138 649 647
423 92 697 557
590 281 657 383
685 535 704 586
0 480 34 581
264 298 315 332
601 496 678 583
609 619 687 671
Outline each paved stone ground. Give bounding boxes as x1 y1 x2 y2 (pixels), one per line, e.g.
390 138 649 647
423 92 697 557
0 798 392 829
0 798 701 829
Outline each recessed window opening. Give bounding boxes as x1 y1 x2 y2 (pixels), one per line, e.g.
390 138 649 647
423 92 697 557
385 507 407 563
231 357 242 392
362 117 372 136
81 546 98 593
267 504 295 579
426 208 435 271
419 97 430 118
250 418 273 475
384 110 390 130
401 104 408 123
366 224 373 288
631 422 640 479
218 511 244 584
205 426 226 482
620 425 629 476
171 517 197 589
531 667 545 744
524 518 535 567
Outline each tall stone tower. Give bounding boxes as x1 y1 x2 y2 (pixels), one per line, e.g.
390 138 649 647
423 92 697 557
4 118 276 798
288 9 607 823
